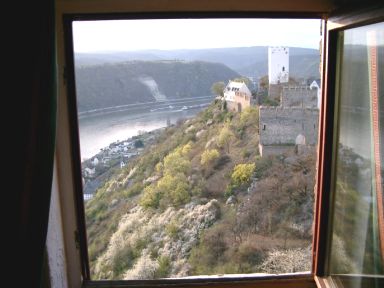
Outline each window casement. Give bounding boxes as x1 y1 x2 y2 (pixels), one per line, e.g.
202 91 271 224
313 4 384 288
59 4 384 288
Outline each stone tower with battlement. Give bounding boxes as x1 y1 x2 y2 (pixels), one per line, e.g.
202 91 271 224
268 47 289 85
259 47 319 157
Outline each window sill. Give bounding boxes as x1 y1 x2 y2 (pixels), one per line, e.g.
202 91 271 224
83 273 316 288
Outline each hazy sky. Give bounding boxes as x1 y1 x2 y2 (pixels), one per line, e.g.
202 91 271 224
73 18 322 53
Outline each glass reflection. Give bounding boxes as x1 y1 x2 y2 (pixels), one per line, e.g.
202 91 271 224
329 22 384 287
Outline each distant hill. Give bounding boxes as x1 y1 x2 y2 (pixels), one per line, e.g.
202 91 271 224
75 60 240 112
75 46 320 81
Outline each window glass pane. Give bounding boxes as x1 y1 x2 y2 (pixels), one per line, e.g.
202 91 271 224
71 18 321 280
329 22 384 286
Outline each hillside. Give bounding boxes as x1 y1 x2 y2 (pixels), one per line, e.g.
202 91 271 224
238 54 320 80
84 100 316 280
75 60 240 112
75 46 320 82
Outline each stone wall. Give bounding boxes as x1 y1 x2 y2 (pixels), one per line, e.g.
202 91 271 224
268 84 283 100
281 86 318 108
258 144 295 157
259 107 319 146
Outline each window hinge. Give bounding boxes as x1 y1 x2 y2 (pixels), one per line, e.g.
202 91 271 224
74 230 80 249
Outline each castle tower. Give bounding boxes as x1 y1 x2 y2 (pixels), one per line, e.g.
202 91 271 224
268 46 289 84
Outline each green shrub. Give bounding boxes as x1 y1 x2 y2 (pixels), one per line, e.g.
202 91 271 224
165 220 180 239
240 106 259 127
231 163 256 187
163 149 191 175
111 245 136 278
189 223 228 274
191 178 206 197
201 107 214 122
238 241 266 266
181 142 193 155
158 173 190 207
168 180 190 207
200 149 220 166
241 149 251 159
155 162 163 174
216 110 227 122
254 156 272 178
140 172 191 209
154 256 171 278
217 124 234 153
123 182 144 198
140 185 161 209
236 126 245 139
224 184 234 198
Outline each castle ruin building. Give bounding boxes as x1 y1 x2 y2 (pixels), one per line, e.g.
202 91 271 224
259 47 320 157
259 84 320 157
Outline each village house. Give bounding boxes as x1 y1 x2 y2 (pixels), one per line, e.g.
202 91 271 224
223 80 252 112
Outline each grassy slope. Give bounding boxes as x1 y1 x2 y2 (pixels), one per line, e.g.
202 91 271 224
85 100 316 279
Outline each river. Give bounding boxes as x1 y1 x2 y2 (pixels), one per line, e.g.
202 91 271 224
78 104 209 161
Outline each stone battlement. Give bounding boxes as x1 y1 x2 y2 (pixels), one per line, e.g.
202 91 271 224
282 85 312 90
281 86 318 108
259 105 319 114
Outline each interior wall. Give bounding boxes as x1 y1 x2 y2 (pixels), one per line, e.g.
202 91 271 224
47 160 69 288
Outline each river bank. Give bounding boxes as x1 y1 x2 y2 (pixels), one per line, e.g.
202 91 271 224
82 127 165 197
79 104 209 160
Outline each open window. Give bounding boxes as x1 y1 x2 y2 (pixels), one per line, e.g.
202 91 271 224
58 3 384 288
64 15 322 287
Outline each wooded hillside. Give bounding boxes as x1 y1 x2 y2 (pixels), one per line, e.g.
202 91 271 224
75 61 240 112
